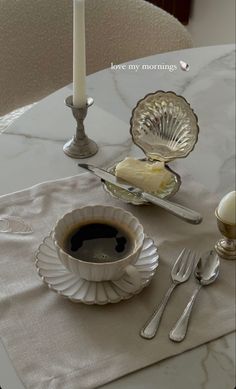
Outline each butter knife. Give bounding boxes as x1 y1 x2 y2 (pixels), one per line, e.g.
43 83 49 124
78 163 203 225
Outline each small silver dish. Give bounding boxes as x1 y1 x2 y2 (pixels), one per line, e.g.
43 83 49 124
103 160 181 206
130 91 199 162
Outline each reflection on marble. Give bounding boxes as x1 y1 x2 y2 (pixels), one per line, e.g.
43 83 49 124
0 103 35 134
101 332 235 389
0 45 235 389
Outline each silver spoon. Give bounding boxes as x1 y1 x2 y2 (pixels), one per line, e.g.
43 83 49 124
169 250 220 342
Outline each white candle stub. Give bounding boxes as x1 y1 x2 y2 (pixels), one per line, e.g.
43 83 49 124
218 191 236 224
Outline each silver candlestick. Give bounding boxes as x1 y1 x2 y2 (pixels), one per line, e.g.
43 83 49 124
63 95 98 159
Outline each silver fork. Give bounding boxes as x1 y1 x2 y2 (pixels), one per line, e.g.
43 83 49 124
140 248 196 339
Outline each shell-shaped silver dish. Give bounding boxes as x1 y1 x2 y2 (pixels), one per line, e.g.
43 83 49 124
103 160 181 206
130 91 199 162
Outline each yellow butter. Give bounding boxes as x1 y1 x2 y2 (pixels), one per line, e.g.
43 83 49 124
115 157 172 193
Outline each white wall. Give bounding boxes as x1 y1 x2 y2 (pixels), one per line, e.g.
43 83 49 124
187 0 235 47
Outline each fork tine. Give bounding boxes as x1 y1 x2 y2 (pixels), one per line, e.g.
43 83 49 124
171 248 187 275
183 251 196 277
178 249 192 274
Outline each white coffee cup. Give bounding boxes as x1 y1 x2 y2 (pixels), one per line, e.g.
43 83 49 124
53 205 144 290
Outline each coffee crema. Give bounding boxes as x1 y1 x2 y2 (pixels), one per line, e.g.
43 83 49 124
63 221 134 263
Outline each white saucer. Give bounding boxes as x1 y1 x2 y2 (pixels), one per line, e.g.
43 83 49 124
35 233 159 305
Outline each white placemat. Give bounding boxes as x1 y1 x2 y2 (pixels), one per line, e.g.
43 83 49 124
0 173 235 389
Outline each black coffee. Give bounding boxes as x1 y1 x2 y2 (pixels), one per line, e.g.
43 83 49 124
63 222 134 262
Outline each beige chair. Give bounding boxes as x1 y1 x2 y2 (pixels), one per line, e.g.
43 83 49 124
0 0 192 116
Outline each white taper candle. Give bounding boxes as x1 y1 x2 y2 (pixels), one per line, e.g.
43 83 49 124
73 0 87 108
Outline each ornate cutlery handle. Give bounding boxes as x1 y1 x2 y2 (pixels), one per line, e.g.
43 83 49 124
142 193 202 225
169 284 202 342
140 283 176 339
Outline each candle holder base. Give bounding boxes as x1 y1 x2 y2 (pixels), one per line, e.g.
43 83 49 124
64 96 98 159
63 136 98 159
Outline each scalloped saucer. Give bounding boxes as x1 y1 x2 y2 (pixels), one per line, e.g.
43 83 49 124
35 233 159 305
35 235 159 305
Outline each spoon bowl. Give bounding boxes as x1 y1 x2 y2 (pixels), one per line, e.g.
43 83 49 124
195 250 220 285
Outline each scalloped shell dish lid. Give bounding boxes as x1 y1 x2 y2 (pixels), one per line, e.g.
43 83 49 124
130 91 199 163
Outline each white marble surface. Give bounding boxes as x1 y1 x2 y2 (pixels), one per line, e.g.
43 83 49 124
0 45 235 389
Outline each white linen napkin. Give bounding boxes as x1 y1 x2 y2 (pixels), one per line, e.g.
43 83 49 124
0 173 235 389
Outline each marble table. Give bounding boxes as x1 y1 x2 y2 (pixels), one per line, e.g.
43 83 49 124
0 45 235 389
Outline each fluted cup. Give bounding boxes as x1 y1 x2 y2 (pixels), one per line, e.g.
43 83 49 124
53 205 144 286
